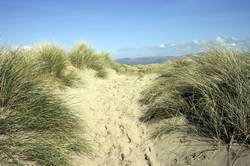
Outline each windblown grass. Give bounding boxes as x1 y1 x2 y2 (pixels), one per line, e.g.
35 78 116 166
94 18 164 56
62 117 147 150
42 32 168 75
141 48 250 146
99 52 121 71
68 42 108 78
0 50 89 165
35 43 78 86
68 42 157 77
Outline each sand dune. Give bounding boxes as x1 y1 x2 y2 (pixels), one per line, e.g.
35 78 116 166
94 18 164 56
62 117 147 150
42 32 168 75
63 70 250 166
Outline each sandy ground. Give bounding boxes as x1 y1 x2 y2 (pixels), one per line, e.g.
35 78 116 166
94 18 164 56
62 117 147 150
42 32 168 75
65 70 158 166
63 70 250 166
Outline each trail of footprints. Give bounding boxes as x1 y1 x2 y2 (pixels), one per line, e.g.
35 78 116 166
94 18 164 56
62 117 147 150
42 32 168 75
70 74 158 165
103 121 153 166
94 77 156 166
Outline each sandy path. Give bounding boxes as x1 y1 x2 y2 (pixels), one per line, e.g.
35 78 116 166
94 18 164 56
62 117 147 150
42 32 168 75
65 70 159 166
63 70 250 166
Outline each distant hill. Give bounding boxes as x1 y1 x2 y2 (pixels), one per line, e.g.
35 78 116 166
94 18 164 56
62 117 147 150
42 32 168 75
116 56 176 64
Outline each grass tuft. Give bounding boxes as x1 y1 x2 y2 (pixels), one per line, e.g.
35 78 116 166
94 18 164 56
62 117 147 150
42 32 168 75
0 50 89 165
141 48 250 146
68 42 109 78
35 43 78 86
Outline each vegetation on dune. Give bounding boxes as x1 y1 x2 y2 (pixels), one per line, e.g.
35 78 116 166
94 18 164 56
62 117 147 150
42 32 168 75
99 52 121 71
0 41 147 165
68 42 96 70
68 42 109 78
4 41 250 164
141 48 250 146
0 50 89 165
35 43 79 86
68 42 158 77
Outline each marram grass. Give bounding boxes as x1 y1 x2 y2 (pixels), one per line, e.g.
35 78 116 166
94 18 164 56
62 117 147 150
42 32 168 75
141 48 250 146
68 42 156 77
68 43 105 77
68 42 122 78
0 50 89 165
34 43 79 86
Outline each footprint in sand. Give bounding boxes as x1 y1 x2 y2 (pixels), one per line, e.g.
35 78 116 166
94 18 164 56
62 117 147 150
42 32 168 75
66 73 159 166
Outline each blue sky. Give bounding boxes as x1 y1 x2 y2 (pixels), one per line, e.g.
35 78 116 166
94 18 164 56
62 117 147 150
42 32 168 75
0 0 250 57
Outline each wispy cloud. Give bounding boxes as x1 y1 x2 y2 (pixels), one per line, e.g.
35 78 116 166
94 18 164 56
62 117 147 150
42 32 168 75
115 37 250 58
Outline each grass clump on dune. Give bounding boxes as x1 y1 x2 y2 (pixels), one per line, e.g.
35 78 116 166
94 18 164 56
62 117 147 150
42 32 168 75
99 52 121 71
141 48 250 146
68 42 108 78
0 50 89 165
35 43 78 86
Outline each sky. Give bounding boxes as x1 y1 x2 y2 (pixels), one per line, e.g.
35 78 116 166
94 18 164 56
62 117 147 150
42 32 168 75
0 0 250 57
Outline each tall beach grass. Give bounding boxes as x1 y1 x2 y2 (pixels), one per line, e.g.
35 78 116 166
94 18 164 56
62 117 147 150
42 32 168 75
68 42 108 78
0 49 89 165
34 43 78 86
141 48 250 146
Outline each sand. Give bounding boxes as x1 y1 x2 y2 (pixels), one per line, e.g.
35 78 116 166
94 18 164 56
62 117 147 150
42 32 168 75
63 69 250 166
65 70 158 166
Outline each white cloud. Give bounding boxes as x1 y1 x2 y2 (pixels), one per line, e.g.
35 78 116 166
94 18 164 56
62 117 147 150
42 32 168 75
216 36 225 43
231 43 236 46
160 43 177 48
116 37 250 58
193 39 200 45
22 45 31 49
160 44 165 48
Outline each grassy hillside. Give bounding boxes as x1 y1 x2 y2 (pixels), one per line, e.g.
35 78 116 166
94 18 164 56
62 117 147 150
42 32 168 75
140 48 250 147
